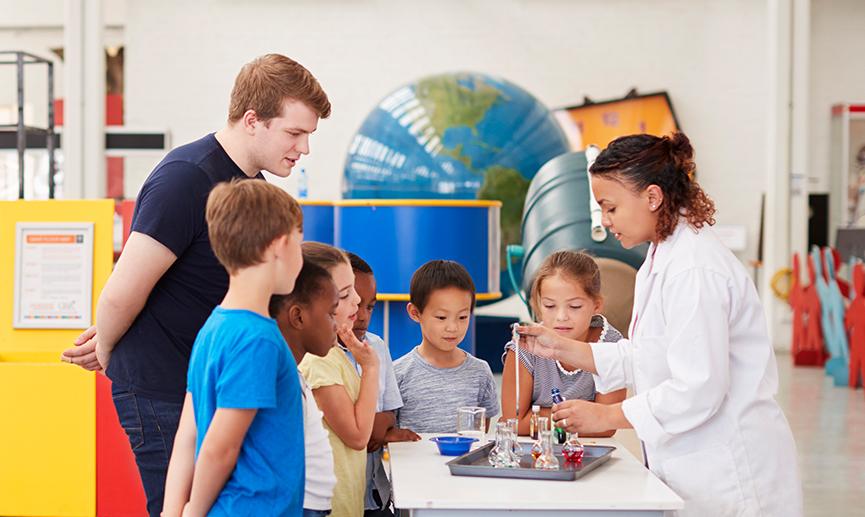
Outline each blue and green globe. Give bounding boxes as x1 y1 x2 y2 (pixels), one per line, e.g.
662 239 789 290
343 72 570 266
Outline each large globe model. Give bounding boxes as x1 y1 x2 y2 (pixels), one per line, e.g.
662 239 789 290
343 72 570 260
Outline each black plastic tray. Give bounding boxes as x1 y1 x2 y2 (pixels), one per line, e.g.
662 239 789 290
446 442 616 481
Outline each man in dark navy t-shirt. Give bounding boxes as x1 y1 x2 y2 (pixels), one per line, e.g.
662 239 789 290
62 54 330 517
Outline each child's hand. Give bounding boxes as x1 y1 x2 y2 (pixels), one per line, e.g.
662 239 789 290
515 322 563 360
384 426 421 443
338 323 379 371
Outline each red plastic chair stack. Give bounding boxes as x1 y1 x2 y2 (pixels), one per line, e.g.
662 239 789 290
789 253 806 361
796 253 828 366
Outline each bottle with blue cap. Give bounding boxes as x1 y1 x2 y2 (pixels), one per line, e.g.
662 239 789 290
550 387 567 445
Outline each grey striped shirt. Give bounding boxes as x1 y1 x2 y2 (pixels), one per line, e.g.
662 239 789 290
503 315 623 406
394 347 499 433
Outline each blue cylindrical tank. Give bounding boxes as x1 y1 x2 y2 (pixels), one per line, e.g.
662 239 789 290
335 200 500 295
299 201 335 245
334 200 501 359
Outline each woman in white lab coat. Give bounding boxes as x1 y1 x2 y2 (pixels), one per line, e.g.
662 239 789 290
518 133 803 517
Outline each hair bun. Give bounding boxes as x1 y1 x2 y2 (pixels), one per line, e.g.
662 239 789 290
667 132 695 178
668 132 693 160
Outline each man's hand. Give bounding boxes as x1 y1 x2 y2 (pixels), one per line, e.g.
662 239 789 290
61 326 103 372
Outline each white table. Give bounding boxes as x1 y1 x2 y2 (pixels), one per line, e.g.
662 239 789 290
388 434 683 516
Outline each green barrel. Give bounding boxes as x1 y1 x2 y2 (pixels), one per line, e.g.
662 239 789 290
519 151 648 294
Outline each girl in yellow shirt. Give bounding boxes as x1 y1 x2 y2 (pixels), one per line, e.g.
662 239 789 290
298 242 380 517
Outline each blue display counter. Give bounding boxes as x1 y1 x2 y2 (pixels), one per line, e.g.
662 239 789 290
301 199 501 360
299 201 335 245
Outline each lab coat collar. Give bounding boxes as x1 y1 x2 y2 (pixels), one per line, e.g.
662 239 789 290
646 218 694 276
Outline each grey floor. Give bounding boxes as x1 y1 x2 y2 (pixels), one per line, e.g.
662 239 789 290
775 353 865 516
494 352 865 516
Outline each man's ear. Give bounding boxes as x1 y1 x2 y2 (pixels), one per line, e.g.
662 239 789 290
406 303 422 323
241 109 261 135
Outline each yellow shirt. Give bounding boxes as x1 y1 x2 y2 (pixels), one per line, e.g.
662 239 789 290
299 347 365 517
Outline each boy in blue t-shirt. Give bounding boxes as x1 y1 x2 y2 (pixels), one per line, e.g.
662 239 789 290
162 180 305 517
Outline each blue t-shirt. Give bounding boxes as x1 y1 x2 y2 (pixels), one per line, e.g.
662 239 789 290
107 133 262 402
187 307 304 517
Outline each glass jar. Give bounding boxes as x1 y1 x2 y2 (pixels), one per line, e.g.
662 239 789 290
533 428 560 470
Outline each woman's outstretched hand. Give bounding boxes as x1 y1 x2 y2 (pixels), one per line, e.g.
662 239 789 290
515 322 562 360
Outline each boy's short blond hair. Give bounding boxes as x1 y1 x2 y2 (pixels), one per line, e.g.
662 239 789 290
228 54 331 123
206 179 303 274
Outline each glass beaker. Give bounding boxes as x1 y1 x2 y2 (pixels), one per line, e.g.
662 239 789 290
456 406 486 445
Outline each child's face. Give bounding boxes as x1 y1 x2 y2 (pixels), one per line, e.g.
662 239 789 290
409 287 473 353
536 273 601 341
273 229 304 294
299 282 339 356
353 271 377 341
329 262 361 328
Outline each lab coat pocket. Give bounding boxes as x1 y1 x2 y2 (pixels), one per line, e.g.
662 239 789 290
660 444 749 517
634 335 670 387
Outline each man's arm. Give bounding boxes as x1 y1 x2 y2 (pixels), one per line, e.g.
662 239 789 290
96 232 177 368
163 393 197 517
62 232 177 370
185 408 257 517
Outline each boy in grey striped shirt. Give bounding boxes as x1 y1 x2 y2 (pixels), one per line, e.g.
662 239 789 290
394 260 499 433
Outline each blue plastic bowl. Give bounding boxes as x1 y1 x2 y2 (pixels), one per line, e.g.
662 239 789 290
430 436 478 456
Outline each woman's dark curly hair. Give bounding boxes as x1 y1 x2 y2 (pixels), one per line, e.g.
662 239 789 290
589 132 716 241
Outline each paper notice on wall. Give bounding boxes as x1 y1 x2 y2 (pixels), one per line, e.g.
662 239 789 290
13 222 94 329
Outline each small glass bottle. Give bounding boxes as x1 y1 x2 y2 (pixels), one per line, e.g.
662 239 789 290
562 432 584 463
533 428 560 470
506 418 524 457
506 423 522 467
489 421 519 468
550 387 567 445
531 416 549 461
488 421 507 467
529 404 540 440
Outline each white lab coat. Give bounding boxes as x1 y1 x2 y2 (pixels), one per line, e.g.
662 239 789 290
592 221 803 517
